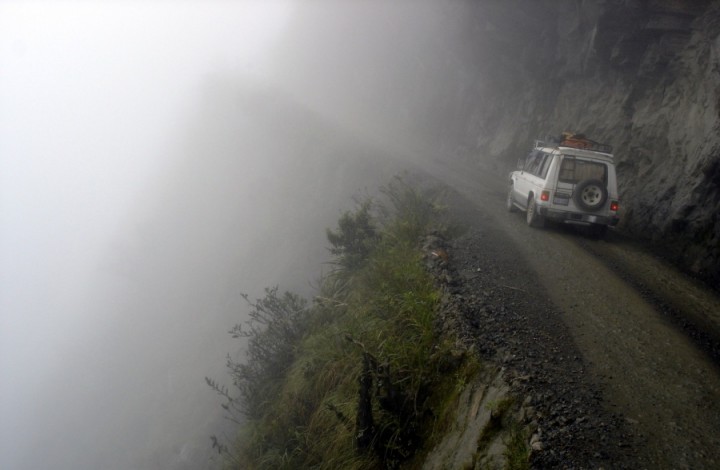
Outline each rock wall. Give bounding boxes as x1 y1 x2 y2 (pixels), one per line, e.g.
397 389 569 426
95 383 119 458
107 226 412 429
454 0 720 285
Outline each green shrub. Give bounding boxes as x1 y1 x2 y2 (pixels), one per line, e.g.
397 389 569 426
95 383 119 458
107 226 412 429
207 287 309 422
326 200 379 272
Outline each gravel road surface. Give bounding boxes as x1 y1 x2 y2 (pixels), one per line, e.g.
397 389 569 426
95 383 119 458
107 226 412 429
422 158 720 468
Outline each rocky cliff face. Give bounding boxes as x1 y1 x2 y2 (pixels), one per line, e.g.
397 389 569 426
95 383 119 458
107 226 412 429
452 1 720 285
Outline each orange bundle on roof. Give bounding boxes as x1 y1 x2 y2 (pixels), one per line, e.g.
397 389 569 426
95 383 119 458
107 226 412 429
559 132 612 153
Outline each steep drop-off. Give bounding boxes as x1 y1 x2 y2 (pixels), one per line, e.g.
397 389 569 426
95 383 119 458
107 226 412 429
449 1 720 285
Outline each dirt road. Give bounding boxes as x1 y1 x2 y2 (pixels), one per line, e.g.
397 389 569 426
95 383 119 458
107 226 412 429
424 158 720 468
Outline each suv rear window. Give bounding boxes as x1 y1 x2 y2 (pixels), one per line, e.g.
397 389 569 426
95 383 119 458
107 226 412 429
558 157 607 184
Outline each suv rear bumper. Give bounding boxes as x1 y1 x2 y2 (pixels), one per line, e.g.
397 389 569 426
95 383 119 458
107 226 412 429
539 207 620 226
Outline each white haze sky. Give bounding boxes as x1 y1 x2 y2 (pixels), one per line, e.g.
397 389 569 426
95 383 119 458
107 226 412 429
0 2 290 322
1 1 295 469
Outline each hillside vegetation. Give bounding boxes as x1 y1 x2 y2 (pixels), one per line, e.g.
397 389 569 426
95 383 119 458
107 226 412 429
207 176 525 469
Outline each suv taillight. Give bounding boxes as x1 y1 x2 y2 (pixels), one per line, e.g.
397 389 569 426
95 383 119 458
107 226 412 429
610 201 619 211
540 191 550 202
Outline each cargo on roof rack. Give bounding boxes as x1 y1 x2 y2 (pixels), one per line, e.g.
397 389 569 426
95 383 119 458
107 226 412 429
535 131 613 154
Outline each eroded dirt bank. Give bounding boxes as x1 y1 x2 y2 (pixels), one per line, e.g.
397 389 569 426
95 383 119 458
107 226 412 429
422 160 720 468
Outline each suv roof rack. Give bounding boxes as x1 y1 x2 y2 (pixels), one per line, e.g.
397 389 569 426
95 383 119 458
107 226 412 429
535 132 613 154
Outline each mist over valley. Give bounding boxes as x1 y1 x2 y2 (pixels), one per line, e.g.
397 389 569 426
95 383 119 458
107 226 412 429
3 1 720 469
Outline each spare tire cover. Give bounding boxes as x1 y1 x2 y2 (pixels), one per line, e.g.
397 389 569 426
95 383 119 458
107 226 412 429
574 179 608 212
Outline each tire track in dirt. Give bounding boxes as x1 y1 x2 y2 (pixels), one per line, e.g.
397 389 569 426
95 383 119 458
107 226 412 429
574 235 720 363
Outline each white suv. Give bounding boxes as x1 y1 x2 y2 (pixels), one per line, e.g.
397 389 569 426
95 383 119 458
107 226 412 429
507 136 620 237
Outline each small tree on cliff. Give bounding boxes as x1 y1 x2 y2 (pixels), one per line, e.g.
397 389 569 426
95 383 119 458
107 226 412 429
326 200 379 272
207 286 309 421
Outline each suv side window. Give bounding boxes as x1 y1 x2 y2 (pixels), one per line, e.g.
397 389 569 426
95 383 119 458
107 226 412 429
538 153 553 179
524 150 543 175
522 150 538 173
524 151 551 179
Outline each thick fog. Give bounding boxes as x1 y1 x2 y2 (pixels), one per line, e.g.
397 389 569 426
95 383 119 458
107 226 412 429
0 1 472 469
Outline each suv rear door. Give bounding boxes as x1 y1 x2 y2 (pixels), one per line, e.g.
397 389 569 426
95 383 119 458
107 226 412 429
555 155 609 212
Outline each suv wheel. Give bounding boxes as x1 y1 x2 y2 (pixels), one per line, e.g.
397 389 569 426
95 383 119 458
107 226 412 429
526 195 544 228
574 179 608 212
507 184 518 212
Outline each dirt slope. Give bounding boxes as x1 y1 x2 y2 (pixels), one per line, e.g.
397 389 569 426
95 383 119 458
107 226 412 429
424 159 720 468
